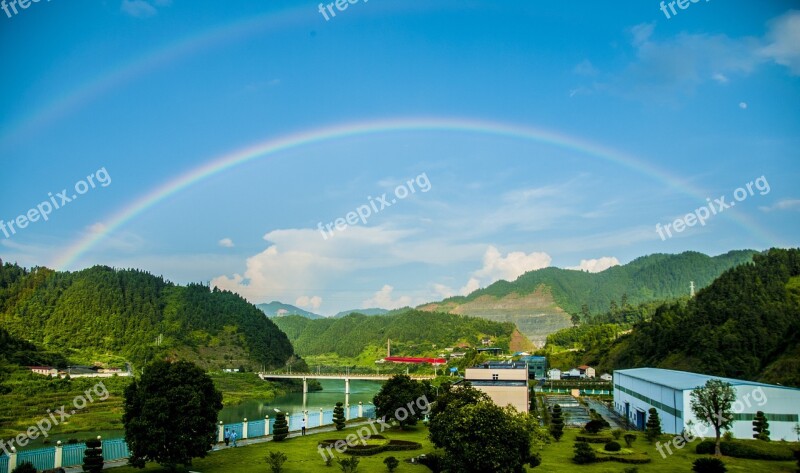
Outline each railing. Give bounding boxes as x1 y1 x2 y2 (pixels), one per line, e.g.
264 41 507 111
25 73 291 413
0 404 377 473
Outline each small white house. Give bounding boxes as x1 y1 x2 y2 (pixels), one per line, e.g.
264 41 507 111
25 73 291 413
578 365 596 378
547 368 561 380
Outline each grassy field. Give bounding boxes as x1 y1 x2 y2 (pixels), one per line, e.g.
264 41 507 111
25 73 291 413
106 425 799 473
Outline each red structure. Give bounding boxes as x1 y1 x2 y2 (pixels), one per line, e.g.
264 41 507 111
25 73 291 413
384 356 446 365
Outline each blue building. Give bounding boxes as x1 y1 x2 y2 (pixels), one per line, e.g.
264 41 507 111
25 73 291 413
519 355 547 380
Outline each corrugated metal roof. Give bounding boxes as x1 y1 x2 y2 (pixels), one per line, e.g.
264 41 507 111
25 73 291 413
615 368 800 391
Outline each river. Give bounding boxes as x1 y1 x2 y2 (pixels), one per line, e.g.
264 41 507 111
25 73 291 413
218 378 383 423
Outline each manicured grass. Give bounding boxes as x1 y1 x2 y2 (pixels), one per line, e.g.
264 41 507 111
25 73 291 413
112 425 434 473
536 428 798 473
109 426 800 473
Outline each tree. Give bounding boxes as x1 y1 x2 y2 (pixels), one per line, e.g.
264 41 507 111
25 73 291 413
624 433 637 447
429 400 533 473
337 457 359 472
645 408 662 442
123 360 222 469
570 312 581 326
691 379 736 456
752 411 770 441
83 438 104 473
573 442 596 464
333 402 346 431
383 456 399 472
266 451 287 473
273 411 289 441
550 404 564 441
373 374 426 430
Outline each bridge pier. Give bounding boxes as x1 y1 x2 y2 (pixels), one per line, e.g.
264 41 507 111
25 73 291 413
302 377 308 409
345 377 350 414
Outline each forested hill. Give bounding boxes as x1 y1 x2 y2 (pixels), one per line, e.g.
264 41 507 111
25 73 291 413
271 309 529 359
429 250 758 316
0 262 295 370
578 248 800 386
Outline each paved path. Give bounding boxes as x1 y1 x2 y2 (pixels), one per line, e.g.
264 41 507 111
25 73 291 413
62 419 378 472
583 397 628 430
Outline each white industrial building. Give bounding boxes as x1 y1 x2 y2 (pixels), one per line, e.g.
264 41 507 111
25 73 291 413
614 368 800 441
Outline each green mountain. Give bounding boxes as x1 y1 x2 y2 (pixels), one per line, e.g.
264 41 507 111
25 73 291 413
553 248 800 387
256 301 324 319
271 309 530 359
0 262 296 371
333 308 390 318
419 250 758 345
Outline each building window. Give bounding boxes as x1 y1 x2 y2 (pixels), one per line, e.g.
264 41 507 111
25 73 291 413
492 374 499 381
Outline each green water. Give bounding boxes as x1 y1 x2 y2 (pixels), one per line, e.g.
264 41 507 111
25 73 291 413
218 378 382 423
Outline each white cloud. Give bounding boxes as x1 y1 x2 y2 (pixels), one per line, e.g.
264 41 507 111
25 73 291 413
630 22 655 47
760 199 800 212
473 245 552 284
569 256 620 273
573 60 598 76
739 102 748 109
759 10 800 75
362 285 411 310
433 246 552 299
218 238 235 248
712 73 729 84
296 295 322 310
121 0 170 18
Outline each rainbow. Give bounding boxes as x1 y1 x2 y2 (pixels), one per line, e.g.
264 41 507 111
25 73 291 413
51 117 780 270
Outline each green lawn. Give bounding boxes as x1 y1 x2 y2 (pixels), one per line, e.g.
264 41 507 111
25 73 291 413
108 426 799 473
112 424 434 473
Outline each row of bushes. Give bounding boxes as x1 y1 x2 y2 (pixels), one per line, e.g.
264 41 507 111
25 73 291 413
317 439 422 457
695 439 797 461
573 442 652 465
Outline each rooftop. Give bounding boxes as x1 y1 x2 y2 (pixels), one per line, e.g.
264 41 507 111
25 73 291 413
615 368 800 392
471 362 527 370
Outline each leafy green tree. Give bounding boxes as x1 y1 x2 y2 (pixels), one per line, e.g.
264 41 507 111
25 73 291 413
645 408 662 442
266 451 287 473
123 360 222 469
337 457 359 472
550 404 564 441
10 463 36 473
273 411 289 441
429 400 533 473
624 433 636 447
692 457 727 473
383 456 399 472
572 442 596 464
83 438 104 473
752 410 770 441
691 379 736 456
333 402 346 431
373 374 426 430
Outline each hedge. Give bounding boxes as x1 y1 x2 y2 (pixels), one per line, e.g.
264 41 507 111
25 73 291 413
695 440 796 461
317 439 422 457
576 435 613 443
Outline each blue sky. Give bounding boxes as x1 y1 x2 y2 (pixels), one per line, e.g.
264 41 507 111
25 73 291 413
1 0 799 315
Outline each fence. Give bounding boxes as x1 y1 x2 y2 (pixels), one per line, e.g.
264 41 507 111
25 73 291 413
0 404 376 473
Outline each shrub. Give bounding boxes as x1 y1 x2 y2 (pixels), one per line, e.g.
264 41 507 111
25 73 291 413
418 453 446 473
573 441 597 464
273 412 289 441
695 439 795 461
575 434 613 443
337 457 360 473
692 457 727 473
267 451 287 473
383 456 399 472
585 419 606 434
623 468 639 473
333 402 346 431
722 431 734 442
11 463 36 473
550 404 564 441
612 428 623 440
528 453 541 468
645 408 662 442
752 411 770 441
624 433 637 447
604 441 622 452
83 438 103 473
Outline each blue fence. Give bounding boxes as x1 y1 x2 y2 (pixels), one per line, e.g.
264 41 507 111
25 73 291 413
63 443 87 467
17 447 55 471
2 404 377 473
